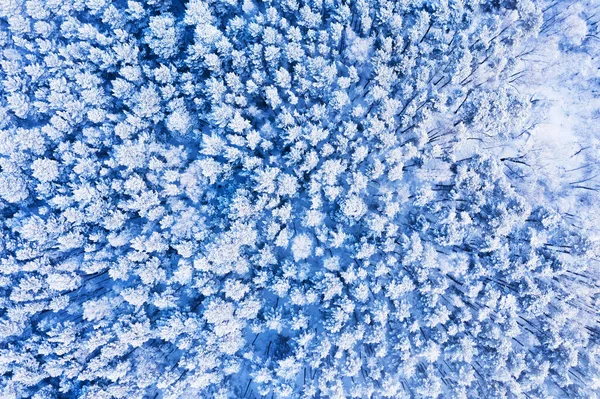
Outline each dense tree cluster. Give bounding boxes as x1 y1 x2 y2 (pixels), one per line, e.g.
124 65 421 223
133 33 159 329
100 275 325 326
1 0 600 398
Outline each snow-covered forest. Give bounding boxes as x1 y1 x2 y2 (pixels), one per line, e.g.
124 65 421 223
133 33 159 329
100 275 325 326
1 0 600 397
